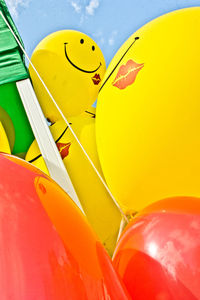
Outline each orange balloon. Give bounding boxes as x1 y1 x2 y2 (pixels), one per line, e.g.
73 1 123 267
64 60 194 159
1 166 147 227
0 153 130 299
35 176 102 278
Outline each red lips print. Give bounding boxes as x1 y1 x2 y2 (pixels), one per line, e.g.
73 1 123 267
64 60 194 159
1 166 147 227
92 73 101 85
56 142 71 159
112 59 144 90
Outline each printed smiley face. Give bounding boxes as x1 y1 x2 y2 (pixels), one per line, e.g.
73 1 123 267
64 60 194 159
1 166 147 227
64 39 102 75
29 30 106 121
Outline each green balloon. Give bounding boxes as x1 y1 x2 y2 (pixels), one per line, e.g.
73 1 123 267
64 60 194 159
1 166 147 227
0 82 34 154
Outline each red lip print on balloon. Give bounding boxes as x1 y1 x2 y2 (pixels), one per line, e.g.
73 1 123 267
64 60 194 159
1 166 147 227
92 73 101 85
56 142 71 159
112 60 144 90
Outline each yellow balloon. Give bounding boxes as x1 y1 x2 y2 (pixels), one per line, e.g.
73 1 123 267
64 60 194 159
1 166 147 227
0 122 11 154
96 7 200 213
25 109 122 256
0 106 15 151
29 30 106 121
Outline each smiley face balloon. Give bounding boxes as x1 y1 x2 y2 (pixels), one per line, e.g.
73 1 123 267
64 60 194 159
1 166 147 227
30 30 106 121
96 7 200 213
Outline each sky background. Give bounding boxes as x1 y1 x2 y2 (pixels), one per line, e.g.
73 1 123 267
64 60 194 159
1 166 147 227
5 0 200 66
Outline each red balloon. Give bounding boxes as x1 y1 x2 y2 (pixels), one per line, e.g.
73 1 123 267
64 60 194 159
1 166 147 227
0 153 130 300
113 197 200 300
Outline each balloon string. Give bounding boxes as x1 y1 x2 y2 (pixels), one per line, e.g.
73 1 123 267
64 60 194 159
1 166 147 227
0 11 128 223
99 36 139 93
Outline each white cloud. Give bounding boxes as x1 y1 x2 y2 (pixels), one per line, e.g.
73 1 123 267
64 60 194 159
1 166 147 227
93 29 119 48
70 1 82 13
108 30 118 46
99 37 105 45
69 0 100 22
6 0 30 18
108 37 114 46
85 0 99 16
93 30 105 46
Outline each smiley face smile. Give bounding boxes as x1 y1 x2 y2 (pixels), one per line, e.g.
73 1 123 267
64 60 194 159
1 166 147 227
28 125 71 163
64 43 102 73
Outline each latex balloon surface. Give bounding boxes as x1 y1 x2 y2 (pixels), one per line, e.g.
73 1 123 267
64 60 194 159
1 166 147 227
113 197 200 300
0 153 130 300
96 7 200 212
0 106 15 151
0 121 11 153
26 109 122 256
30 30 106 121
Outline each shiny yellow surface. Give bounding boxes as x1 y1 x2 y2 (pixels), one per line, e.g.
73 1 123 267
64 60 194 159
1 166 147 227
0 122 11 154
29 30 106 121
0 106 15 151
96 8 200 213
26 109 122 256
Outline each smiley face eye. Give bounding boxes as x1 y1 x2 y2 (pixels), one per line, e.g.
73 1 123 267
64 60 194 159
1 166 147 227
80 39 84 44
92 45 95 51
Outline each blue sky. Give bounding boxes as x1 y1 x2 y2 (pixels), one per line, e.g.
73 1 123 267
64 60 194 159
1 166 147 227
5 0 200 65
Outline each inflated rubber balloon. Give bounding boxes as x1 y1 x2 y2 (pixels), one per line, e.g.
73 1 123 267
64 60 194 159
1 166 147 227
96 7 200 213
0 153 130 300
0 122 11 153
0 106 15 151
30 30 106 121
113 197 200 300
26 109 122 256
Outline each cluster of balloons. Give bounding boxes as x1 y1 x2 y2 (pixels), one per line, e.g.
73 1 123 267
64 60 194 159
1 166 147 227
27 30 122 256
1 6 200 299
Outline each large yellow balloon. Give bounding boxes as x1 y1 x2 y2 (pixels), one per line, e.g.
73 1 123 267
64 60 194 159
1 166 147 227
96 7 200 213
25 109 122 256
30 30 106 121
